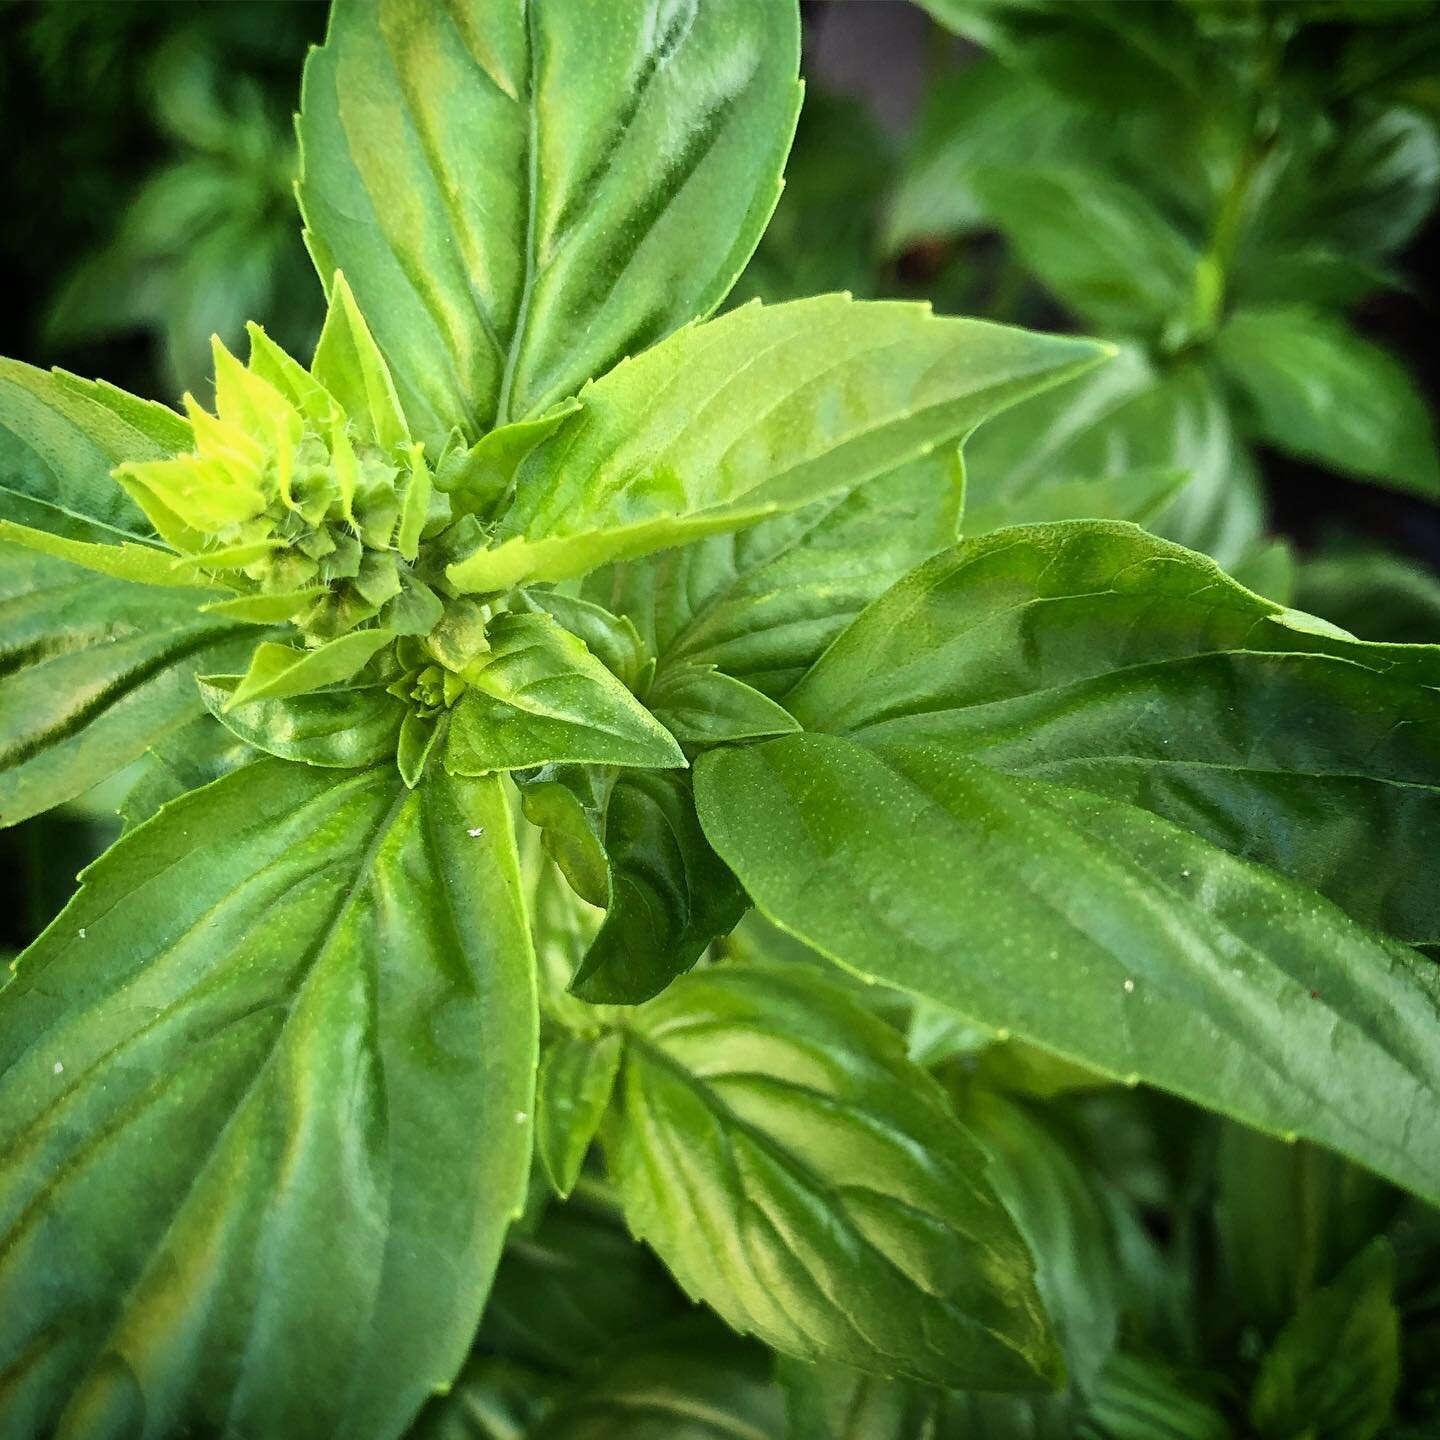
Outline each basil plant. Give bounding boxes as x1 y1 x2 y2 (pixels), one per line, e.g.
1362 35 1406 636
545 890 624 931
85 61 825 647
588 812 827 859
2 2 1439 1437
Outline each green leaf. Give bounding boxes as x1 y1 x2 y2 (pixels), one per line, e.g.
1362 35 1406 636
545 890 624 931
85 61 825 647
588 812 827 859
971 165 1201 338
444 612 682 774
406 1355 557 1440
117 714 257 833
647 664 799 745
695 733 1440 1206
536 1031 623 1198
786 522 1440 944
200 587 329 624
570 770 745 1005
0 760 536 1439
516 589 651 692
781 1360 940 1440
226 628 395 709
0 543 259 827
309 270 408 452
1216 307 1440 499
518 765 613 909
587 446 963 698
199 674 406 768
439 398 583 520
605 963 1060 1388
478 1196 689 1374
1250 1240 1400 1440
447 296 1106 593
1086 1354 1229 1440
296 0 802 446
0 518 203 589
960 346 1264 567
1296 544 1440 646
961 467 1187 539
0 358 188 544
530 1330 786 1440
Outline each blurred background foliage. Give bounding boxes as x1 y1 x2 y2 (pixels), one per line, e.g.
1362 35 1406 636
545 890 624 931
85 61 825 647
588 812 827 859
4 2 1440 1435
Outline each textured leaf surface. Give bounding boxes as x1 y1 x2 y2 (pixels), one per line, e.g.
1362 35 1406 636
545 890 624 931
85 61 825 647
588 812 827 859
536 1030 623 1197
0 359 187 543
587 447 962 698
448 297 1103 592
605 964 1059 1388
0 760 536 1439
297 0 801 445
647 664 799 744
696 734 1440 1205
0 544 259 827
445 612 682 774
788 522 1440 943
1217 307 1440 499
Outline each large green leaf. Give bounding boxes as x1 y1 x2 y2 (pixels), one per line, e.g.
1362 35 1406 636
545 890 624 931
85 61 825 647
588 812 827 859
585 447 962 699
1216 307 1440 499
695 734 1440 1206
444 612 682 774
605 963 1059 1389
297 0 801 447
960 347 1264 567
0 543 260 827
0 359 187 544
0 760 536 1439
786 522 1440 944
447 296 1104 592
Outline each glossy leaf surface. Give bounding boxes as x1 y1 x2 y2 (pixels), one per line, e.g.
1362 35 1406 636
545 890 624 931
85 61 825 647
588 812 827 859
448 297 1103 592
0 544 258 826
605 964 1059 1388
0 760 536 1440
696 734 1440 1205
297 0 801 444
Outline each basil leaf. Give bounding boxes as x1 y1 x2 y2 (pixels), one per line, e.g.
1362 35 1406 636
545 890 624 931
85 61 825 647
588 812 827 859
0 544 259 827
647 665 799 745
518 765 613 909
961 346 1264 568
478 1196 688 1373
117 714 257 832
787 522 1440 943
531 1331 786 1440
515 590 651 692
447 297 1104 592
1249 1240 1400 1440
199 674 406 769
1216 307 1440 499
1296 545 1440 646
605 963 1060 1388
1086 1354 1229 1440
570 770 745 1006
445 613 682 775
961 466 1187 539
695 734 1440 1206
226 628 396 708
0 518 199 589
0 359 187 543
588 446 962 699
309 271 409 453
970 165 1200 338
297 0 801 445
407 1356 557 1440
0 759 536 1439
536 1031 623 1198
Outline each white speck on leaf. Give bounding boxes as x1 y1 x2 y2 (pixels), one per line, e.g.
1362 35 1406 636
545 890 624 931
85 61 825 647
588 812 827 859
467 827 485 837
78 928 87 939
53 1061 64 1075
514 1111 527 1124
1123 978 1136 993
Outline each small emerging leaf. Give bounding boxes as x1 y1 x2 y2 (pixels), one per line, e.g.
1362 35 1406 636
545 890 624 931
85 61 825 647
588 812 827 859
536 1031 623 1198
226 628 394 708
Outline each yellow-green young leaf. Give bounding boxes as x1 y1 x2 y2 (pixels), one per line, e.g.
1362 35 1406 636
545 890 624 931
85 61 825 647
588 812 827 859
605 963 1060 1390
647 665 799 745
297 0 801 446
0 518 206 589
198 674 406 769
201 587 328 624
445 613 683 774
960 345 1264 568
585 447 963 699
1249 1240 1400 1440
309 271 409 452
0 761 537 1440
787 521 1440 944
536 1031 623 1198
0 544 260 827
226 629 395 709
0 358 188 543
1216 307 1440 500
694 734 1440 1206
448 297 1105 593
